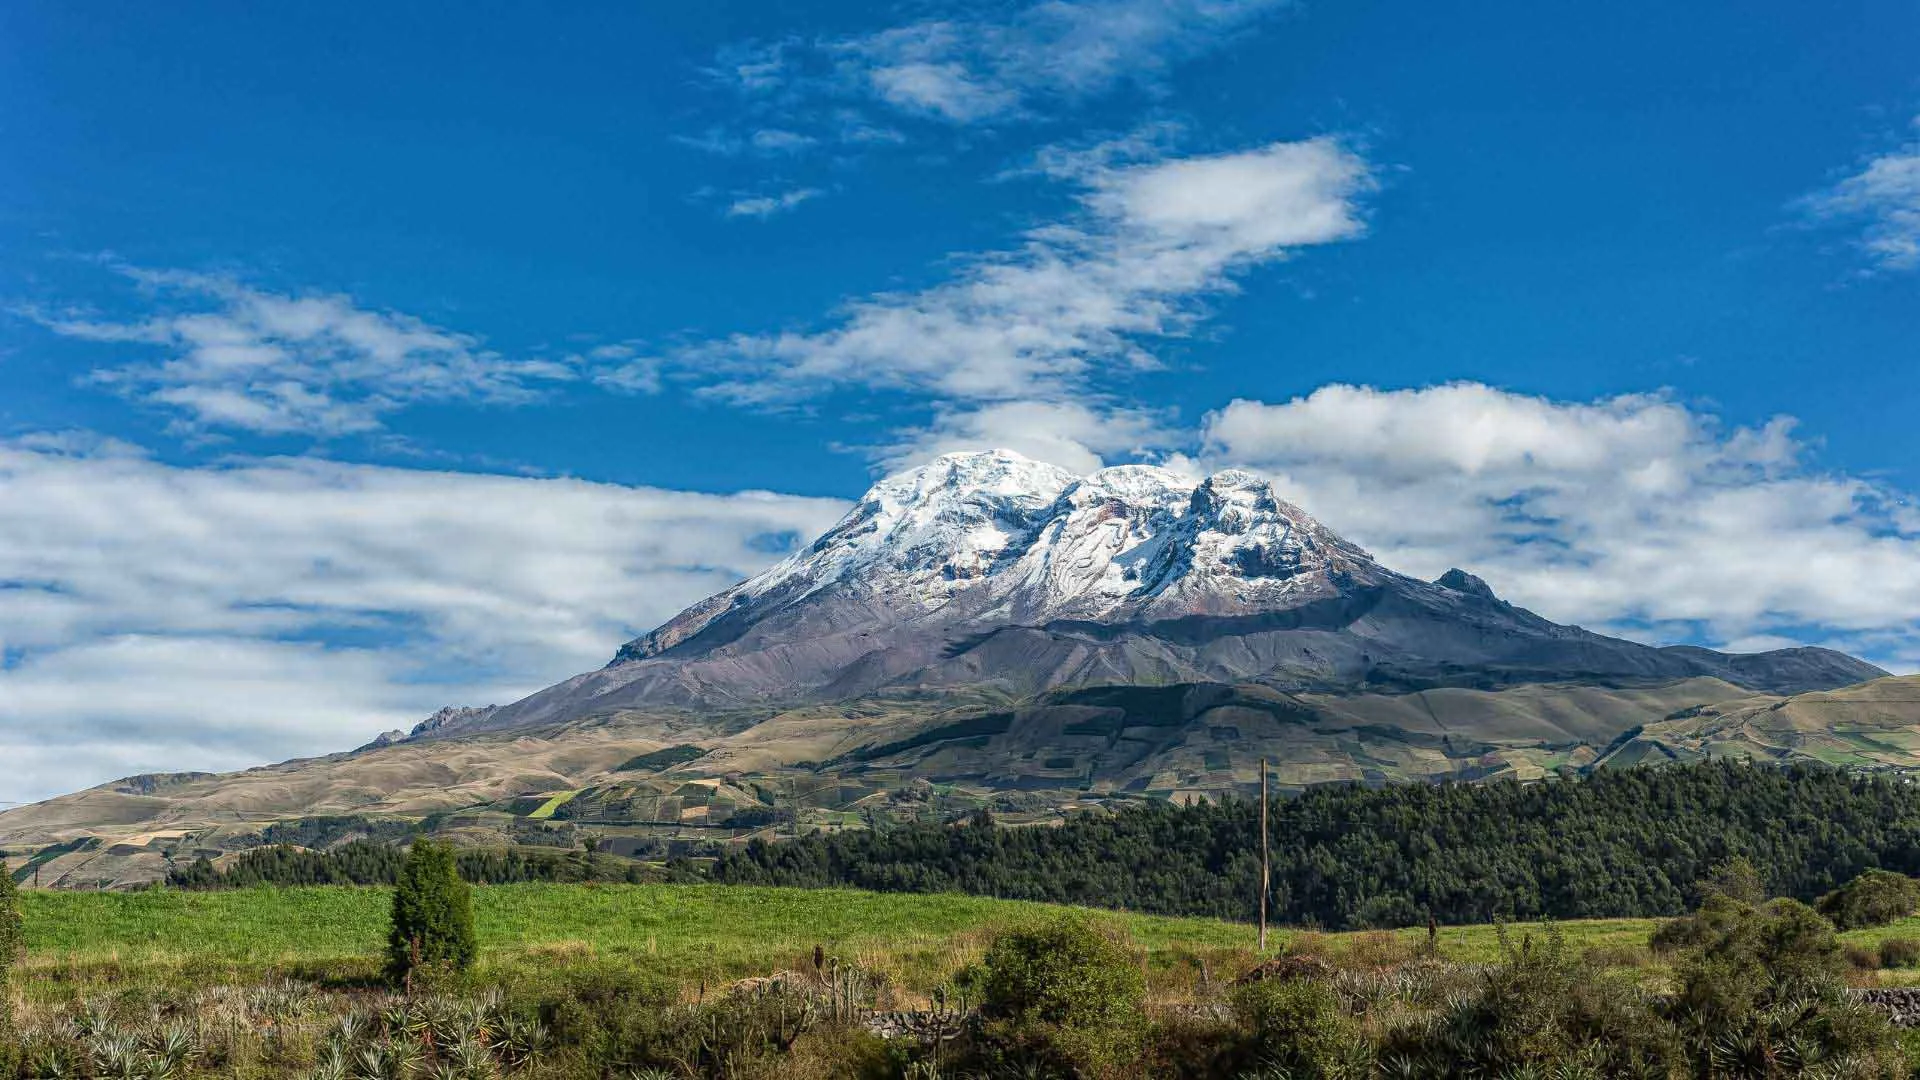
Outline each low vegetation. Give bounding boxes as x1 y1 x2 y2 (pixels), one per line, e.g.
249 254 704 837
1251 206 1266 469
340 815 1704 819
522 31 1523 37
1820 869 1920 930
13 875 1920 1076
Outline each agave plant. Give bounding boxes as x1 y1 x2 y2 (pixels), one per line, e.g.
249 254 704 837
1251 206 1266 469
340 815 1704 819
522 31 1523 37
25 1039 77 1080
391 1032 430 1077
332 1010 371 1050
310 1045 350 1080
1374 1051 1426 1080
74 1001 115 1039
493 1014 549 1070
88 1034 144 1080
450 1034 498 1079
146 1021 200 1069
422 994 490 1050
353 1043 397 1080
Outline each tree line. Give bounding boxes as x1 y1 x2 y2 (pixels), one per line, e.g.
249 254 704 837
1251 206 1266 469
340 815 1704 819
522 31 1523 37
167 839 666 889
711 761 1920 929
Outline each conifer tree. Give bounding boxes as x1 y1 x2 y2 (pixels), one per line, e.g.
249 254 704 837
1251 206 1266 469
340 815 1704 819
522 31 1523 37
387 840 476 983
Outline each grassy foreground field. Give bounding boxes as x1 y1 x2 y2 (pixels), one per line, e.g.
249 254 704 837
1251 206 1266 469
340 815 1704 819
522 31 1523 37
11 883 1664 1000
22 883 1258 1000
21 884 1920 1078
27 881 1920 1000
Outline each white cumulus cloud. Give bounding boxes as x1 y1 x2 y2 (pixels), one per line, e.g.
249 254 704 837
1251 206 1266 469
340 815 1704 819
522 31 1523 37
1202 383 1920 668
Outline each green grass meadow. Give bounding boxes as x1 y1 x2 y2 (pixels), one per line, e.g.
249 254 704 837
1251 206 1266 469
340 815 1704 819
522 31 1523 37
26 883 1920 1005
21 884 1257 1000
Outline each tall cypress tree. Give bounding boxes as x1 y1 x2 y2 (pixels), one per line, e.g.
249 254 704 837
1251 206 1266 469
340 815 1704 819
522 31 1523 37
387 840 476 983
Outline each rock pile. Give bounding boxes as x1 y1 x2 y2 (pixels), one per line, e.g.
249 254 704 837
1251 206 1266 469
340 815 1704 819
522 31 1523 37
1850 988 1920 1026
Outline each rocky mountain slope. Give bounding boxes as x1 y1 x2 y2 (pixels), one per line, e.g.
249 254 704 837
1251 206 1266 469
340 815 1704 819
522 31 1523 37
425 449 1879 739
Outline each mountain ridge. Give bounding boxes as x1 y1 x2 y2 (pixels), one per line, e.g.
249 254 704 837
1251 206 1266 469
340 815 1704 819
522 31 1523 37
419 449 1879 741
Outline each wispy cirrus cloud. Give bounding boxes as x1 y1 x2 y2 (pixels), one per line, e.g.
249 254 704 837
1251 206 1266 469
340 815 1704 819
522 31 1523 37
675 126 822 157
839 0 1288 124
726 187 824 219
0 434 848 803
1800 115 1920 272
661 136 1372 407
686 0 1288 155
23 265 575 436
623 135 1372 470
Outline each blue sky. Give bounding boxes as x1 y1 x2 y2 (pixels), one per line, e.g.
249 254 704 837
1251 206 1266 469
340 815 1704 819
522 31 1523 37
1 1 1918 801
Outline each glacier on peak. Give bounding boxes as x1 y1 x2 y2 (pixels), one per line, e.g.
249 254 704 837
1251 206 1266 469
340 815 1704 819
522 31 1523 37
618 449 1376 663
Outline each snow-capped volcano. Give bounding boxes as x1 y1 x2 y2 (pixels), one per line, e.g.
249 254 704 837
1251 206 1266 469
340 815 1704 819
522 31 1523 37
619 450 1378 661
436 450 1884 738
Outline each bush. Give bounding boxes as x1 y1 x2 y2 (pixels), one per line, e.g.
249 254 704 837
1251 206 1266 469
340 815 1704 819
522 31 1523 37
1881 937 1920 969
1818 869 1920 930
981 918 1144 1031
973 918 1146 1077
1654 895 1908 1072
1672 896 1844 1019
387 840 478 982
1373 925 1682 1075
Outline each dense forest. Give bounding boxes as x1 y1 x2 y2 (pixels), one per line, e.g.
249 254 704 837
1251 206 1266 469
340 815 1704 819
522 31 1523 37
168 839 668 888
167 763 1920 930
713 761 1920 928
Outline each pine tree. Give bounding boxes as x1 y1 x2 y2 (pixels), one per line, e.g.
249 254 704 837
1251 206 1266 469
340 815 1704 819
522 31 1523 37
387 840 476 983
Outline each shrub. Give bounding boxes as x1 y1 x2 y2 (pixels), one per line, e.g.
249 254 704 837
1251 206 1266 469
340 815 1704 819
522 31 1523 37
1658 895 1904 1072
980 918 1144 1031
974 917 1146 1077
1374 925 1681 1075
1818 869 1920 930
1673 896 1844 1017
1881 937 1920 969
530 968 691 1073
387 840 478 982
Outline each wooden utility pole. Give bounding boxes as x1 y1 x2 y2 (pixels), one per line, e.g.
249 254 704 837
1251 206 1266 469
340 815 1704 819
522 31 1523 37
1258 756 1270 953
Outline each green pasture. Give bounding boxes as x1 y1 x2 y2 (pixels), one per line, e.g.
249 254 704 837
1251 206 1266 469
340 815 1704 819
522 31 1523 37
23 883 1920 1002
